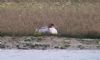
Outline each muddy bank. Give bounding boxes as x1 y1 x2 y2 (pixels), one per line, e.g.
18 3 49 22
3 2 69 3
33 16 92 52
0 36 100 50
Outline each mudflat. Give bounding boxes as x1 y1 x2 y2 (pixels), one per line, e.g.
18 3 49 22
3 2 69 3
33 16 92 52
0 36 100 50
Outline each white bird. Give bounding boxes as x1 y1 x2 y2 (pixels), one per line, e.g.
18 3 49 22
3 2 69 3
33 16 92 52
36 24 58 35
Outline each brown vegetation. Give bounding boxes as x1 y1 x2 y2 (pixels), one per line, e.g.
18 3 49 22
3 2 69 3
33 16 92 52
0 0 100 36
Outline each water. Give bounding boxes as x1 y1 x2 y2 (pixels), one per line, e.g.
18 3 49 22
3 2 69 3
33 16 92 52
0 50 100 60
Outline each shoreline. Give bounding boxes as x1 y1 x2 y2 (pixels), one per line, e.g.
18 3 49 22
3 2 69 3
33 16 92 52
0 36 100 50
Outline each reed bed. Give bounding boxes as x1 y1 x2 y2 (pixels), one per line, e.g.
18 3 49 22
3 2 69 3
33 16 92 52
0 0 100 37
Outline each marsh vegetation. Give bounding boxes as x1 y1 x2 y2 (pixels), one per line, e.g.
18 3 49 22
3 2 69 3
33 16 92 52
0 0 100 38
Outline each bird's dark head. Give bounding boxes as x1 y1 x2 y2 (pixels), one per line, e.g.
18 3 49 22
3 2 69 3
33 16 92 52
48 23 54 28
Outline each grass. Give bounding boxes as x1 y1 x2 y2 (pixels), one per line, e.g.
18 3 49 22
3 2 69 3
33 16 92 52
0 0 100 38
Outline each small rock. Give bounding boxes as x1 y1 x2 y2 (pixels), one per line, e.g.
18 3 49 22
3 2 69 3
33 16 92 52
77 45 85 49
0 44 5 48
98 41 100 44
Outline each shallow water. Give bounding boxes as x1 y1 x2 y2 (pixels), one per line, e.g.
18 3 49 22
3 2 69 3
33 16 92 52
0 50 100 60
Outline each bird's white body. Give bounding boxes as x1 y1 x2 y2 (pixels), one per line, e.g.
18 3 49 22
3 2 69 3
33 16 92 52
49 27 58 34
